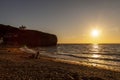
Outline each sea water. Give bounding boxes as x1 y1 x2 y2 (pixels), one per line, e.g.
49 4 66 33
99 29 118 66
37 44 120 72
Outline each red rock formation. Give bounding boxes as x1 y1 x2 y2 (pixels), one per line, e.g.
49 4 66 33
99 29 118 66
0 24 57 47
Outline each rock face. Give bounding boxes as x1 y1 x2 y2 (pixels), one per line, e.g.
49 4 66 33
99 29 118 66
0 24 57 47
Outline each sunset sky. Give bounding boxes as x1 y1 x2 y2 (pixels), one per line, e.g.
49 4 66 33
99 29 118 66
0 0 120 43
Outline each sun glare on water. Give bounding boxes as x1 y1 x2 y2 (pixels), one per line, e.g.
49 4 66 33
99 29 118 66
92 54 100 58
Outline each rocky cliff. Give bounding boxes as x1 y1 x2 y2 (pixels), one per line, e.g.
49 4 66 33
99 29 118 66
0 24 57 47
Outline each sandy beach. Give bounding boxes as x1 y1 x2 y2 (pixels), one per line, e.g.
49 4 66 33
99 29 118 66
0 47 120 80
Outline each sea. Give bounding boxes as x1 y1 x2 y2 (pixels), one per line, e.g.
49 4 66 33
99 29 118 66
36 44 120 72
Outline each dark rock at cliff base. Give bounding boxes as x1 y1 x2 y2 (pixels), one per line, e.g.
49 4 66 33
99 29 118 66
0 24 57 47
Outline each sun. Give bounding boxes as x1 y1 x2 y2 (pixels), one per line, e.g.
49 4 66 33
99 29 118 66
91 29 100 37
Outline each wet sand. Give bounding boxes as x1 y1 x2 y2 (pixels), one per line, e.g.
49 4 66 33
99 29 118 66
0 48 120 80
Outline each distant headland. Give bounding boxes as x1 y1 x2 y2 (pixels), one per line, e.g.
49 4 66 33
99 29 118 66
0 24 57 47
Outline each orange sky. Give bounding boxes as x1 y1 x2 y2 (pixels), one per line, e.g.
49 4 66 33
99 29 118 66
0 0 120 44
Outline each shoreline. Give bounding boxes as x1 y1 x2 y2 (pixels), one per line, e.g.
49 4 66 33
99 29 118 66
0 47 120 80
51 58 120 72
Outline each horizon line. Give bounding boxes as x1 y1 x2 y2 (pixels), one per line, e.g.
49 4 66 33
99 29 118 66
58 43 120 44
